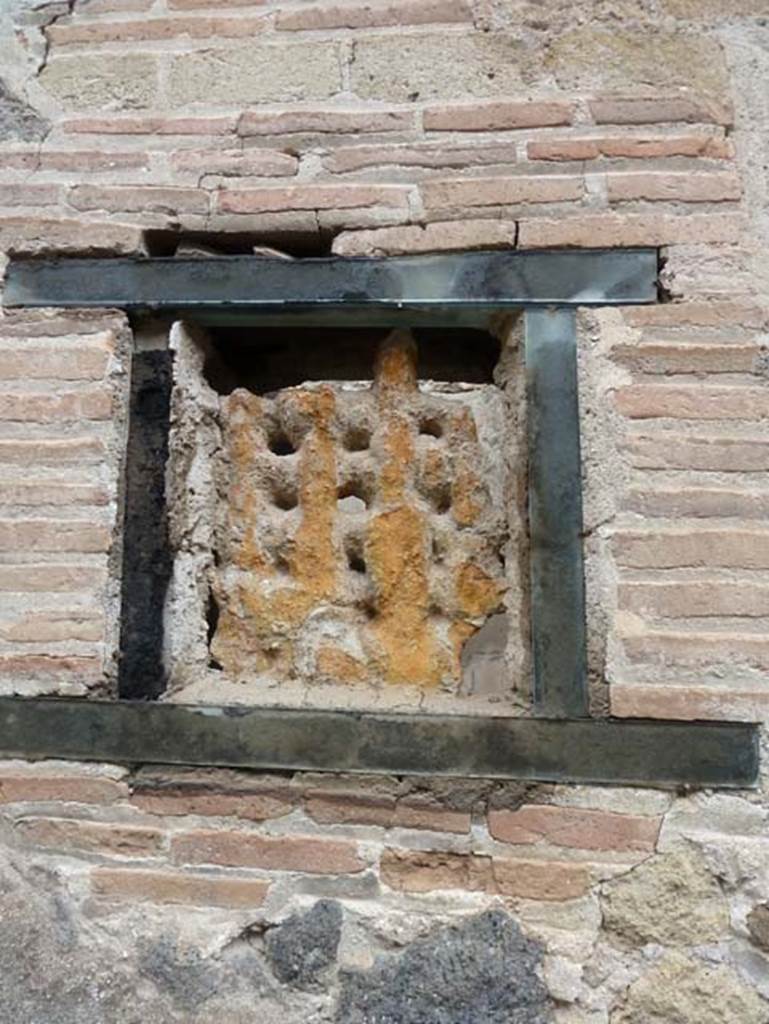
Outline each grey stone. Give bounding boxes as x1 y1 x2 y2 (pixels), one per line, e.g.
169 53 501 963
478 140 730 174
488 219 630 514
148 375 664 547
0 79 48 141
460 613 508 696
0 860 157 1024
0 854 279 1024
747 903 769 952
334 909 554 1024
266 899 343 991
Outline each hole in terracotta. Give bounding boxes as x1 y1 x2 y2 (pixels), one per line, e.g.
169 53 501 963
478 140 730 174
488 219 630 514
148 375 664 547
343 425 372 452
345 535 367 574
268 429 296 456
338 479 370 509
419 416 444 439
271 480 298 511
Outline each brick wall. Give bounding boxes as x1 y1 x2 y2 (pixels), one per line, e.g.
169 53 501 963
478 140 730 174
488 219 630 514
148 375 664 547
1 1 769 1021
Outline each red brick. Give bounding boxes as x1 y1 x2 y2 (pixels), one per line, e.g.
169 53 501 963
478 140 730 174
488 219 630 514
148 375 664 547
527 135 732 161
614 528 769 570
607 171 741 202
621 628 769 670
381 849 490 893
42 151 150 173
0 217 146 256
276 0 470 31
1 480 108 507
0 520 110 554
169 0 262 6
170 149 298 177
171 829 364 874
0 610 104 642
76 0 153 11
619 580 769 618
18 818 163 857
0 438 105 465
324 141 517 173
0 314 124 339
91 867 270 908
132 769 295 822
380 848 588 900
610 683 769 722
332 218 517 256
491 857 590 901
589 94 733 126
305 790 396 827
0 774 125 805
0 564 105 592
421 175 582 211
238 108 416 136
488 805 659 852
0 390 112 422
614 384 769 420
611 341 758 375
65 115 236 136
49 15 269 45
624 486 769 519
0 185 60 207
424 99 573 132
394 798 471 834
623 301 767 329
0 344 111 381
68 185 208 216
217 184 411 214
0 150 36 171
518 212 743 247
0 655 103 681
2 151 150 173
625 434 769 472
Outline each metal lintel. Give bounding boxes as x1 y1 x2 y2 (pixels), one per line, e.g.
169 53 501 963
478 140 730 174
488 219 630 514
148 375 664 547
526 308 588 717
0 698 757 788
3 249 657 313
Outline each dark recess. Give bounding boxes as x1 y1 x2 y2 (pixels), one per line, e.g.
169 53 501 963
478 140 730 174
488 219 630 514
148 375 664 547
143 230 334 258
202 325 501 395
118 348 173 699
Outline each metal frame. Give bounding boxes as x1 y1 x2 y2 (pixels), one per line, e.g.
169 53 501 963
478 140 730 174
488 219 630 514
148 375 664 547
0 698 756 788
1 248 759 787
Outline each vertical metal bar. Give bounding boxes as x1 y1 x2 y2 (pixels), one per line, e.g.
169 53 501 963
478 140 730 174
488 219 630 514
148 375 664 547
525 308 589 717
117 344 173 699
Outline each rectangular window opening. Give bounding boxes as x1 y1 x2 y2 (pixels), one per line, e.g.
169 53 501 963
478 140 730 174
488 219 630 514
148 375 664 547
123 319 531 718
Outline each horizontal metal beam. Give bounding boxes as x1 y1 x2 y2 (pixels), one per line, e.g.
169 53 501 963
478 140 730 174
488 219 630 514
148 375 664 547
3 249 657 314
0 698 756 788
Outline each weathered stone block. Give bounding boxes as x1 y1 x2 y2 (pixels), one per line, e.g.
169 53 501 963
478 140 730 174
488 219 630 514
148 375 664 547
0 80 48 141
336 910 554 1023
600 846 728 947
265 900 342 990
349 33 530 102
167 42 342 106
612 951 766 1024
39 54 159 110
546 29 729 98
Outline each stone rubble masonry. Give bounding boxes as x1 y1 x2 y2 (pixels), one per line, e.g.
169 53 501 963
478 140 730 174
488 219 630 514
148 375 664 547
1 3 769 1019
